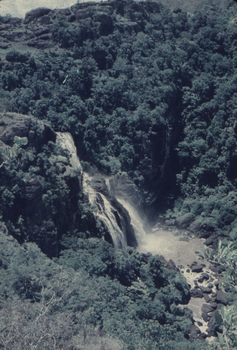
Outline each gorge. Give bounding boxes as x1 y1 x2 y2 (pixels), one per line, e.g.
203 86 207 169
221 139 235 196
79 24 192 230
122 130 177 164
1 0 237 348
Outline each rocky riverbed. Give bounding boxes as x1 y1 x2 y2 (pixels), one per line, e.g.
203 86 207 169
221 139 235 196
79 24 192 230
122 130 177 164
137 224 227 340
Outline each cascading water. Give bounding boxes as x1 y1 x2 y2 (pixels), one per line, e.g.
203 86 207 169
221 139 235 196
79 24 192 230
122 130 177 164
116 198 147 246
55 132 136 249
83 173 127 249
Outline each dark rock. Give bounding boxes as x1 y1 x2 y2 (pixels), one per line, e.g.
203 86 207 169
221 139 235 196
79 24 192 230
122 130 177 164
205 236 214 246
68 14 76 22
189 325 200 340
200 286 212 294
216 291 227 305
167 259 177 271
24 7 51 24
90 175 109 196
207 318 217 337
175 213 194 229
190 287 203 298
202 303 217 314
189 218 216 238
203 294 212 303
173 7 182 13
198 273 209 283
0 113 32 146
202 312 209 322
191 265 203 273
209 264 218 273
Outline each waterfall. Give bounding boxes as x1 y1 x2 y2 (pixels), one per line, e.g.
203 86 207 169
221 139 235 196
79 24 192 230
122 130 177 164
55 132 137 249
116 198 147 246
83 173 127 249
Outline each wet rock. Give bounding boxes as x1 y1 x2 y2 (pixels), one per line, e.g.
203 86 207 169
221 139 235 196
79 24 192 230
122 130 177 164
189 325 200 340
200 286 212 294
209 264 218 273
191 265 204 273
189 218 216 238
203 294 212 303
205 236 214 246
202 312 209 322
190 287 203 298
109 173 140 206
90 175 109 196
216 291 227 305
198 273 209 283
202 303 217 314
175 213 194 229
167 259 177 271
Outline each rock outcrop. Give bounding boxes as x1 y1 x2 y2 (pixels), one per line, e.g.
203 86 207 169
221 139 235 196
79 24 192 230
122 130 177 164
0 113 84 257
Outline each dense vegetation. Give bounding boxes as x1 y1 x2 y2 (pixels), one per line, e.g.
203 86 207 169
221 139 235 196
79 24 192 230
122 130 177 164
1 0 237 348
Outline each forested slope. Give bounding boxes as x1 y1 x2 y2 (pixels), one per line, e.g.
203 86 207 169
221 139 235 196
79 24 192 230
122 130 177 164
1 0 237 348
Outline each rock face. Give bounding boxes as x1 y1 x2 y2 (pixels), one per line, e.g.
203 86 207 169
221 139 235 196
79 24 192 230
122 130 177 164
0 113 84 257
24 8 51 24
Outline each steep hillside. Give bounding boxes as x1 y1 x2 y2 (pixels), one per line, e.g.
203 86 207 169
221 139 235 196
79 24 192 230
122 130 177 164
1 0 237 348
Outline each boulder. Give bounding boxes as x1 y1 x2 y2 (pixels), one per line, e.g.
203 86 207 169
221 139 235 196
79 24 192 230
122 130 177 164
189 325 200 340
200 286 212 294
0 113 56 148
190 287 203 298
191 264 204 273
203 294 212 303
216 291 227 305
202 303 217 314
198 273 209 283
175 213 194 229
24 8 51 24
189 218 216 238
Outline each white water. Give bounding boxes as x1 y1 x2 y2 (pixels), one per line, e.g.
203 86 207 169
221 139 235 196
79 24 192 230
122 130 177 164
55 132 213 333
83 173 127 249
117 197 147 246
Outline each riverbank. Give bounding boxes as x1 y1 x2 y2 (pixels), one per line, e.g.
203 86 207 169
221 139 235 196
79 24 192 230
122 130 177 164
137 223 225 339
